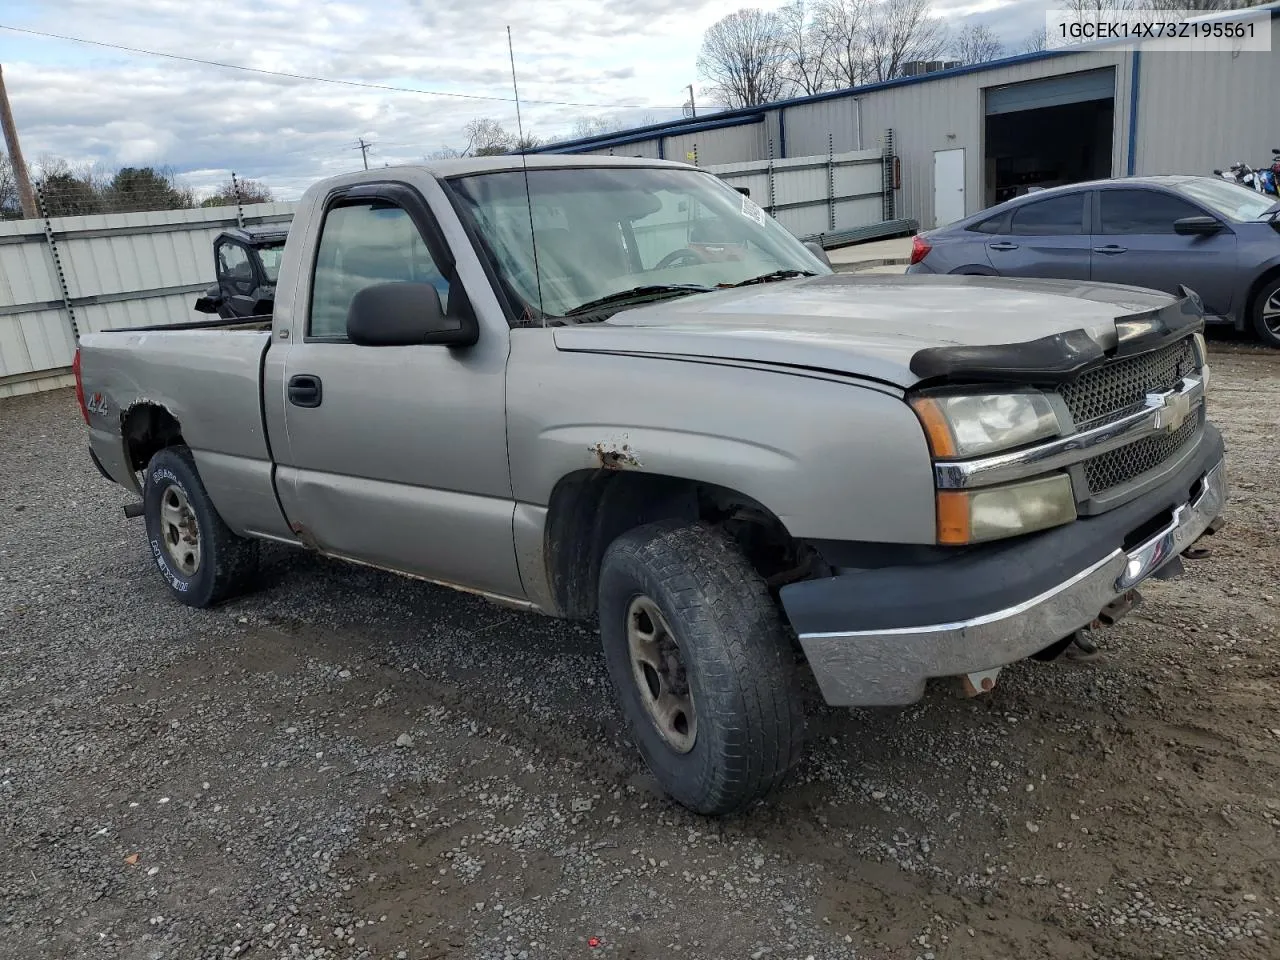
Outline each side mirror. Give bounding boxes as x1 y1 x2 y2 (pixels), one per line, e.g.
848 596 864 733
346 282 477 347
804 240 833 268
734 186 751 197
1173 216 1223 236
194 296 219 314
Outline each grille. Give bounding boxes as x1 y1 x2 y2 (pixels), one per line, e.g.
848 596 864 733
1083 412 1201 494
1058 337 1197 429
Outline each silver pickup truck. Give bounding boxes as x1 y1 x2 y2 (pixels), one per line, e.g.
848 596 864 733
76 156 1226 815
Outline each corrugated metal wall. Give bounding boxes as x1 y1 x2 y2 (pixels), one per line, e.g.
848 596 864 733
542 29 1272 233
584 139 662 159
664 121 771 167
1134 18 1280 179
783 51 1131 230
0 202 295 399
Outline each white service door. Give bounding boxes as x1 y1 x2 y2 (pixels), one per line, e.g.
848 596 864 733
933 149 966 228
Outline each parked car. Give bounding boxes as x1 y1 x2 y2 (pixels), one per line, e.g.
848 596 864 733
908 175 1280 347
74 156 1225 815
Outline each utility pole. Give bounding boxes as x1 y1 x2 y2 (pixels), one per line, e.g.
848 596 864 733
686 84 697 119
0 64 38 219
355 138 372 170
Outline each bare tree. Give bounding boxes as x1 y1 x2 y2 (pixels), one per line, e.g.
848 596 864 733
570 115 622 139
862 0 949 81
1063 0 1135 22
1141 0 1267 9
813 0 869 88
200 177 273 207
697 9 790 108
427 145 464 160
1020 28 1049 53
512 132 542 153
0 152 20 219
463 118 514 156
776 1 832 96
952 23 1003 64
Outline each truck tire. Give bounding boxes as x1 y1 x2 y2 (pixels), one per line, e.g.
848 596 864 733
142 445 258 608
597 520 804 815
1251 275 1280 349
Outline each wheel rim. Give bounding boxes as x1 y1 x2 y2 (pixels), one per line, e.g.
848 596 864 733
1262 290 1280 337
626 595 697 754
159 483 201 576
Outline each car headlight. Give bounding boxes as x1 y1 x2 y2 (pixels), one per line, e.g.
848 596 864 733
910 391 1062 458
936 474 1077 544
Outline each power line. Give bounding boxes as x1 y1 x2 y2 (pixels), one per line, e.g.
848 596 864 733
0 23 685 110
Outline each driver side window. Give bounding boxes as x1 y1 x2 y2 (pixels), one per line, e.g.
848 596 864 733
308 201 450 341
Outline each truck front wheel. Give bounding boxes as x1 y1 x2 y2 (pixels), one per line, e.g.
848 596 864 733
142 445 258 608
597 520 804 815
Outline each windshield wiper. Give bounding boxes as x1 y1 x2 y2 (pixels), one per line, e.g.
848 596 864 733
719 269 816 288
563 283 712 317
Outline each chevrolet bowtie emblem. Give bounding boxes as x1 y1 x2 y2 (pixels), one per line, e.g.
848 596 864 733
1147 385 1193 433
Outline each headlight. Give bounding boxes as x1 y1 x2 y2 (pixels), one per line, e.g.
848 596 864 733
910 392 1061 459
936 474 1077 544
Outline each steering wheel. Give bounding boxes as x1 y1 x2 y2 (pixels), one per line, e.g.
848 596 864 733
655 248 706 270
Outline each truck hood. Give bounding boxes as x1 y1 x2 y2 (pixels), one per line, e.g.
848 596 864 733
551 274 1178 387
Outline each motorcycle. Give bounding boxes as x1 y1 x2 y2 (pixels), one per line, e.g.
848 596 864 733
1213 161 1257 190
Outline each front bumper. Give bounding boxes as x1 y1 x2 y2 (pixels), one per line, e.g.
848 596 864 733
784 445 1226 707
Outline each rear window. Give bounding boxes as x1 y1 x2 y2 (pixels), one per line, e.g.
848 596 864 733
1009 194 1085 236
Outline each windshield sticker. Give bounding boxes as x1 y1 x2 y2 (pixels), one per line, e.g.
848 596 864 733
740 192 765 226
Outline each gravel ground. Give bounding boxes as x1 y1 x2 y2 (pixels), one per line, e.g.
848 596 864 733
2 340 1278 960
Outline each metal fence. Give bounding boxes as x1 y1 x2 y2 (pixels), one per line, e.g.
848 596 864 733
0 200 295 399
704 146 890 243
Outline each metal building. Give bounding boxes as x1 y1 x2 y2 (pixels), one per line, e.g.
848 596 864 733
531 9 1279 231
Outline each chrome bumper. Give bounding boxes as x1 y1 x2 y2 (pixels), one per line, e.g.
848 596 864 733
799 459 1227 707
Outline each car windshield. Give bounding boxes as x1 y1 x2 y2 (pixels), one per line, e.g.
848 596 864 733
256 242 285 284
448 166 829 320
1175 178 1276 222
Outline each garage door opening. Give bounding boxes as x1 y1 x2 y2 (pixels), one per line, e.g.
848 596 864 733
983 69 1115 206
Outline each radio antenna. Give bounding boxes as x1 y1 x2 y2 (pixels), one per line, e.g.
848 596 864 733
507 26 545 322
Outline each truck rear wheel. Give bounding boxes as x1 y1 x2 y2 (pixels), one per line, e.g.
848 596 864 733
142 445 258 608
597 520 804 815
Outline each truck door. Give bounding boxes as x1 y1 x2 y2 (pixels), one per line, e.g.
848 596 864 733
273 184 521 600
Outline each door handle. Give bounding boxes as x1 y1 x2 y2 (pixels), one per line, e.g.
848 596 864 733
1093 245 1128 255
288 374 323 408
988 242 1019 251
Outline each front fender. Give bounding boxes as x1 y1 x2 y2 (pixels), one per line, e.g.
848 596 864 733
507 333 937 546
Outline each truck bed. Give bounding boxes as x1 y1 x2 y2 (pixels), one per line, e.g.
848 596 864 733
77 326 275 518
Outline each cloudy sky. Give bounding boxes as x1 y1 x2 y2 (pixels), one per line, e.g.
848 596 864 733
0 0 1053 198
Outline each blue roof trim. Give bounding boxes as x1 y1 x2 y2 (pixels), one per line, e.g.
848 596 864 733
529 49 1079 154
531 6 1279 155
543 112 765 154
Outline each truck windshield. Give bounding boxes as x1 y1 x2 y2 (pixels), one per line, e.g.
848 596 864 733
448 166 830 320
